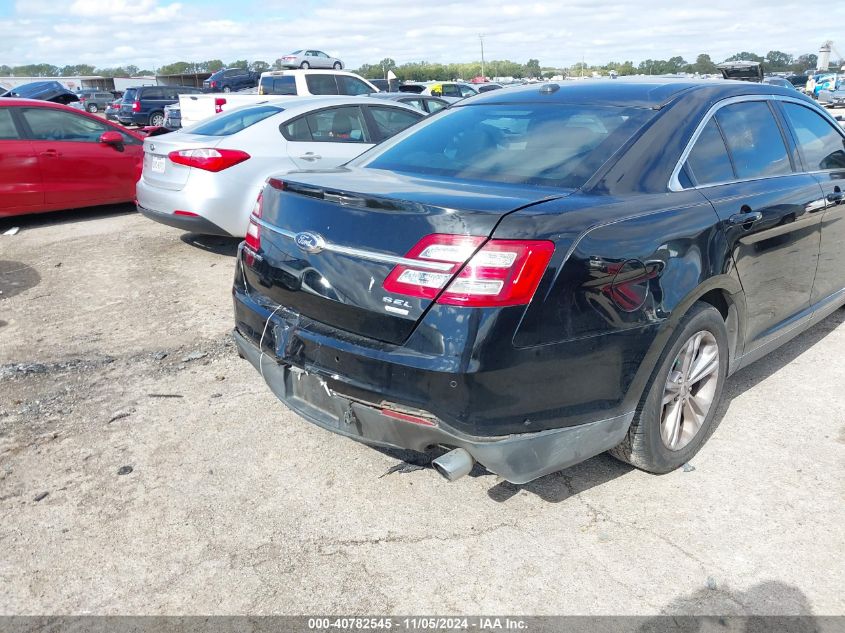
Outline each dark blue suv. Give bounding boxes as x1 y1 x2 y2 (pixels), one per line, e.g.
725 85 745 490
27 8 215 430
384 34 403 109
202 68 259 93
118 85 203 127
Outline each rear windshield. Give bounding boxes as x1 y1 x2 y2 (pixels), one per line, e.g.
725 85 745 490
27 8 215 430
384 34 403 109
122 88 137 102
360 103 655 188
189 104 283 136
260 76 296 95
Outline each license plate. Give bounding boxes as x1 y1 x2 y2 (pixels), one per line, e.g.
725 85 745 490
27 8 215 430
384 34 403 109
150 155 165 173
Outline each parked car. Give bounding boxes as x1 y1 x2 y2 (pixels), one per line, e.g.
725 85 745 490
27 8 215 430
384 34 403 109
163 103 181 130
75 89 116 113
717 60 764 82
786 74 809 90
762 77 797 90
117 85 204 127
104 98 122 121
1 81 79 105
177 71 381 129
0 99 144 218
203 68 259 93
258 70 377 97
278 50 344 70
368 92 450 114
232 80 845 484
136 96 424 237
370 78 399 92
476 82 504 92
818 82 845 108
398 81 478 98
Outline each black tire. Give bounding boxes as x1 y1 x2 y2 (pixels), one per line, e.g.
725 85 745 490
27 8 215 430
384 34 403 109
610 302 728 473
333 62 342 70
222 85 232 93
149 111 165 127
87 103 98 113
300 61 310 69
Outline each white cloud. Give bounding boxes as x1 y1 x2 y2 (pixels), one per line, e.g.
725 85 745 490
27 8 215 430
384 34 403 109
4 0 845 71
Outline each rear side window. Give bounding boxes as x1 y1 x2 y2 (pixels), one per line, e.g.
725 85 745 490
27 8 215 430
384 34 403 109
189 105 283 136
367 106 421 139
714 102 792 180
142 87 165 100
361 103 654 188
426 99 448 113
0 109 20 139
337 76 372 95
781 103 845 171
283 106 369 143
260 76 296 96
305 74 339 95
459 85 477 98
684 119 734 185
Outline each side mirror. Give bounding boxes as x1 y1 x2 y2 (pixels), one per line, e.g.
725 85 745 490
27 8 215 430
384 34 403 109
99 130 125 151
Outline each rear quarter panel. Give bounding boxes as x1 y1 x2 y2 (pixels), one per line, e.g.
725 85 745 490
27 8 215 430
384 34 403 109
491 190 743 415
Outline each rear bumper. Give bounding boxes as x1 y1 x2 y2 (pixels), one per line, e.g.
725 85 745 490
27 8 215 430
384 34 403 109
137 203 231 236
233 327 633 484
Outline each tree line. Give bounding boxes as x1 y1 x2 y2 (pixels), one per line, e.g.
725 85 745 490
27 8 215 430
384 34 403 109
1 50 833 80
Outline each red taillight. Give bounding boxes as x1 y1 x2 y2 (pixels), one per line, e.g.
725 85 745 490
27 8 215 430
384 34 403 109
173 210 198 217
167 148 250 172
383 234 554 308
244 191 262 252
132 100 140 112
210 81 218 88
214 97 226 114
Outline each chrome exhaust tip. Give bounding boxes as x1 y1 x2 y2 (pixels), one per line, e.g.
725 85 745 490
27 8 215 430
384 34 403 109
431 448 474 482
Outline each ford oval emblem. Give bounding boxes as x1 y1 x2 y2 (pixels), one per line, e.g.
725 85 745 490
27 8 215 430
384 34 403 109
294 231 325 254
149 143 155 152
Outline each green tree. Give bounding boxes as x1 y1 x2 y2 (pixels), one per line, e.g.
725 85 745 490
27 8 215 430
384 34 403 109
765 50 793 71
692 53 717 74
157 61 193 75
227 59 248 70
250 60 270 73
524 58 541 78
724 51 764 63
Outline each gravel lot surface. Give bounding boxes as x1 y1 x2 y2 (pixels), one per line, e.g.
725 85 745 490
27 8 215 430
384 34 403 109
1 201 843 617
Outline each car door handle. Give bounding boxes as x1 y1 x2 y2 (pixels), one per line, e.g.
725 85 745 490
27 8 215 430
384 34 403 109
39 149 61 158
298 153 321 161
728 211 763 225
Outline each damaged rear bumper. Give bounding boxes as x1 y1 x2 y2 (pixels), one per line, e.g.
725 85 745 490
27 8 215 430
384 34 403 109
233 328 633 484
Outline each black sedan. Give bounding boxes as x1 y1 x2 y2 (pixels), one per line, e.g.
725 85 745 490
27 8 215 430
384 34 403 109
232 79 845 484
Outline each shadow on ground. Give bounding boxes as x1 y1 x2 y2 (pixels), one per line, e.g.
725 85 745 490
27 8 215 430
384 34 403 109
376 309 845 504
0 203 136 233
636 580 819 631
180 233 242 257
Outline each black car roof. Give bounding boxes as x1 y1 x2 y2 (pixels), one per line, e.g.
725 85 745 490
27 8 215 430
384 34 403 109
465 79 807 109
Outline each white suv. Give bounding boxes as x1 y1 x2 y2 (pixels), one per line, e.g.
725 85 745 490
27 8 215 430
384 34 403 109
258 70 378 97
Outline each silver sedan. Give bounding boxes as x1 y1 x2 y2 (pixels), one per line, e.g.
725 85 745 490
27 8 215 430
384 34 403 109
136 96 423 237
278 50 344 70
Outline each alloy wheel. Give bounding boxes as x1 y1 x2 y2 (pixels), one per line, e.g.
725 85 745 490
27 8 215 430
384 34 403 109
660 330 720 451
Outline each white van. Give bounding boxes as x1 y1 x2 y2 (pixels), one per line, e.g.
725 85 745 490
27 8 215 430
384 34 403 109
179 70 378 128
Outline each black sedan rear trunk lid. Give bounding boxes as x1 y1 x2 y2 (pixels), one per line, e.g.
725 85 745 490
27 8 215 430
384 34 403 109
242 168 569 344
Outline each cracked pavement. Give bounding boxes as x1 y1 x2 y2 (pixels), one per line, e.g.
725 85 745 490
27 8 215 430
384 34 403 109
1 206 843 615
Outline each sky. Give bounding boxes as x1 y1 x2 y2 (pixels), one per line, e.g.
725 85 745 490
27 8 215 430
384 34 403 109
1 0 844 71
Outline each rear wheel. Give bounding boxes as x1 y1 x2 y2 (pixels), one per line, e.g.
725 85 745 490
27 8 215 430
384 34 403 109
300 61 310 69
149 111 165 127
610 303 728 473
222 85 232 93
333 62 342 70
87 103 98 113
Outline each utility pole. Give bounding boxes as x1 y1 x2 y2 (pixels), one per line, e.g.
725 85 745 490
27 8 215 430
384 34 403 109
479 34 486 80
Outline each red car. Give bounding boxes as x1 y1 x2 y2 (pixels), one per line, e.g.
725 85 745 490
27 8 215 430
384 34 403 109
0 98 145 218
